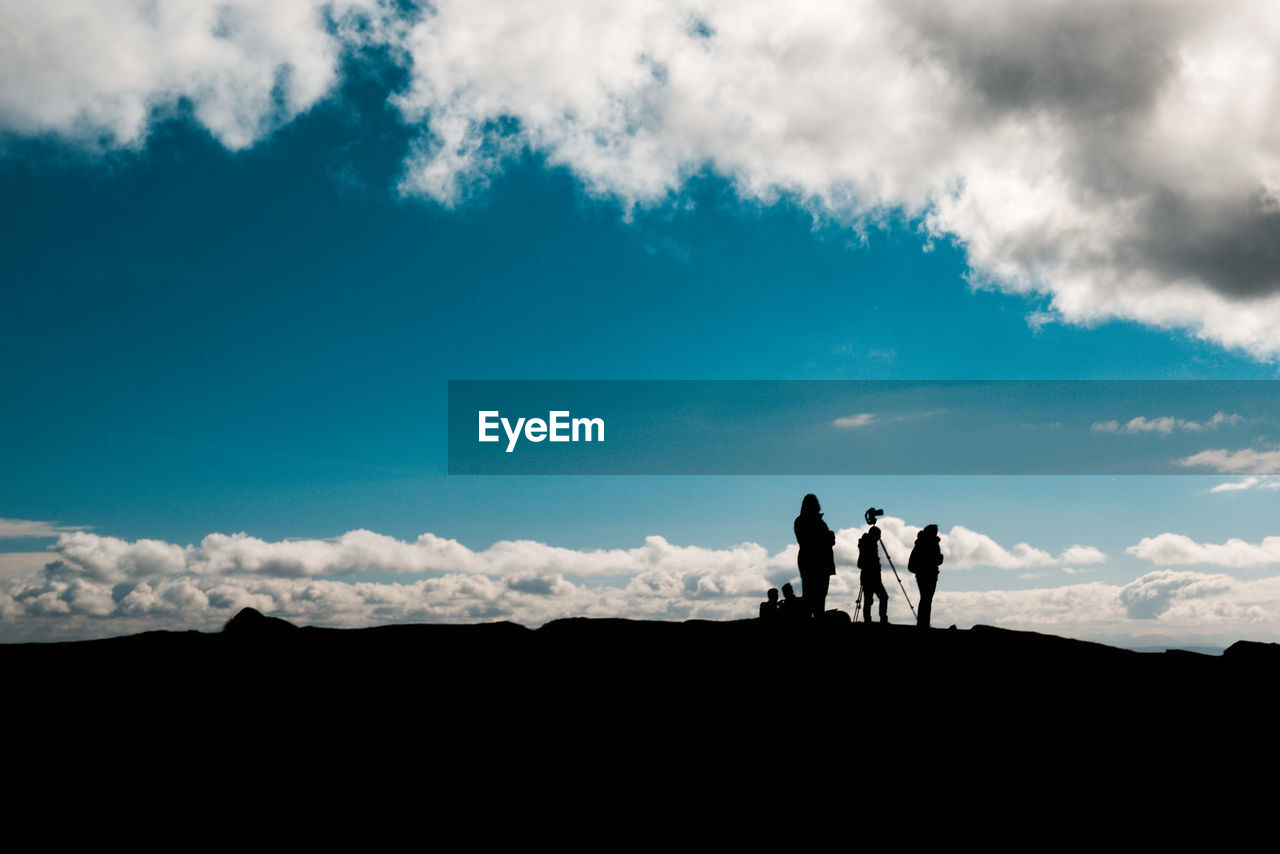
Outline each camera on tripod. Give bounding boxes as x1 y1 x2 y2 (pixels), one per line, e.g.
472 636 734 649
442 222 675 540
864 507 885 527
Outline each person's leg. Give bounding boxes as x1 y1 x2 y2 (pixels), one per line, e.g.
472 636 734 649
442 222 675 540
867 578 886 622
811 573 829 621
917 573 936 629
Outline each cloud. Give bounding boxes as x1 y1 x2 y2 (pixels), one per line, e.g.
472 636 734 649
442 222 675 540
832 411 942 430
939 570 1280 638
1091 412 1242 435
8 534 1280 646
1059 545 1107 565
0 0 384 150
1127 532 1280 567
46 519 1071 584
48 529 796 582
8 3 1280 358
1117 569 1234 619
1210 476 1280 492
0 553 56 581
833 413 877 429
1177 447 1280 474
388 0 1280 360
849 520 1103 572
0 518 89 539
0 519 1106 640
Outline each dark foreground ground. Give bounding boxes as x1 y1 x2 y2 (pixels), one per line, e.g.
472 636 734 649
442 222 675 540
6 609 1279 824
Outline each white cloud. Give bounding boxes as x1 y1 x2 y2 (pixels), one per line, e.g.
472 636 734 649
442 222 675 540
1117 569 1236 620
389 0 1280 360
833 413 876 429
44 529 791 582
0 518 89 539
8 533 1280 646
1059 545 1107 565
1127 532 1280 567
1210 476 1280 492
846 518 1101 572
934 570 1280 640
8 3 1280 358
1091 412 1242 435
0 519 1105 640
0 0 383 150
1177 447 1280 474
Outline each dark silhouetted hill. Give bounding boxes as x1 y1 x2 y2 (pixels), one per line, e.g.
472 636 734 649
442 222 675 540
5 611 1279 820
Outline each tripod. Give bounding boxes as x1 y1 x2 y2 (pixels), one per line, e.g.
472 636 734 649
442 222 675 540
879 538 916 621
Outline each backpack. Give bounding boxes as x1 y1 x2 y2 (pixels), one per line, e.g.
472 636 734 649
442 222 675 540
856 535 878 572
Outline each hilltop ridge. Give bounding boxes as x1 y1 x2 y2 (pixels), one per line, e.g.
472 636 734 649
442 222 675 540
6 609 1277 808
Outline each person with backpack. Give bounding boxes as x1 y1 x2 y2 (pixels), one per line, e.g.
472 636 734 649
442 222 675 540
793 494 837 622
857 525 890 624
908 524 944 629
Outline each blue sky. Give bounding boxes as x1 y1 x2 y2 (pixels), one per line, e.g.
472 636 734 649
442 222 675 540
4 1 1280 646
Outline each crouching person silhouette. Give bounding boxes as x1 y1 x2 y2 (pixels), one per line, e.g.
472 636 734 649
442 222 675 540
760 588 781 621
794 494 837 622
909 524 944 629
857 526 890 624
779 582 808 623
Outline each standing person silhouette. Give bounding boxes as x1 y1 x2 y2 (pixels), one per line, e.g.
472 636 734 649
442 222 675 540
793 494 836 622
909 524 944 629
857 526 890 624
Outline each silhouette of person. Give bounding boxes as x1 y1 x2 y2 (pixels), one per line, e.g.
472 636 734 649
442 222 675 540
779 582 807 624
909 524 944 629
794 494 836 622
760 587 781 621
857 526 889 624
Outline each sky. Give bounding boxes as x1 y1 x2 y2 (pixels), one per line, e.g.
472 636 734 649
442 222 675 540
4 0 1280 648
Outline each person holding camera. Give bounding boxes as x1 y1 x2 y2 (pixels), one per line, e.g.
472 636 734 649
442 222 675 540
857 525 890 624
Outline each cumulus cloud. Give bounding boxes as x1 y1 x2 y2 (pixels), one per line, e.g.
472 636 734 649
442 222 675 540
1059 545 1107 565
8 2 1280 357
45 529 792 582
0 519 1106 640
388 0 1280 359
8 529 1280 646
0 0 384 150
1092 412 1243 435
932 570 1280 639
1117 569 1235 620
1177 447 1280 474
1128 532 1280 567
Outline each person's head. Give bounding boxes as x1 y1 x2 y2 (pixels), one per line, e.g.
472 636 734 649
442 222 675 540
767 588 779 603
924 524 938 538
781 582 796 599
867 526 881 541
800 493 821 518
